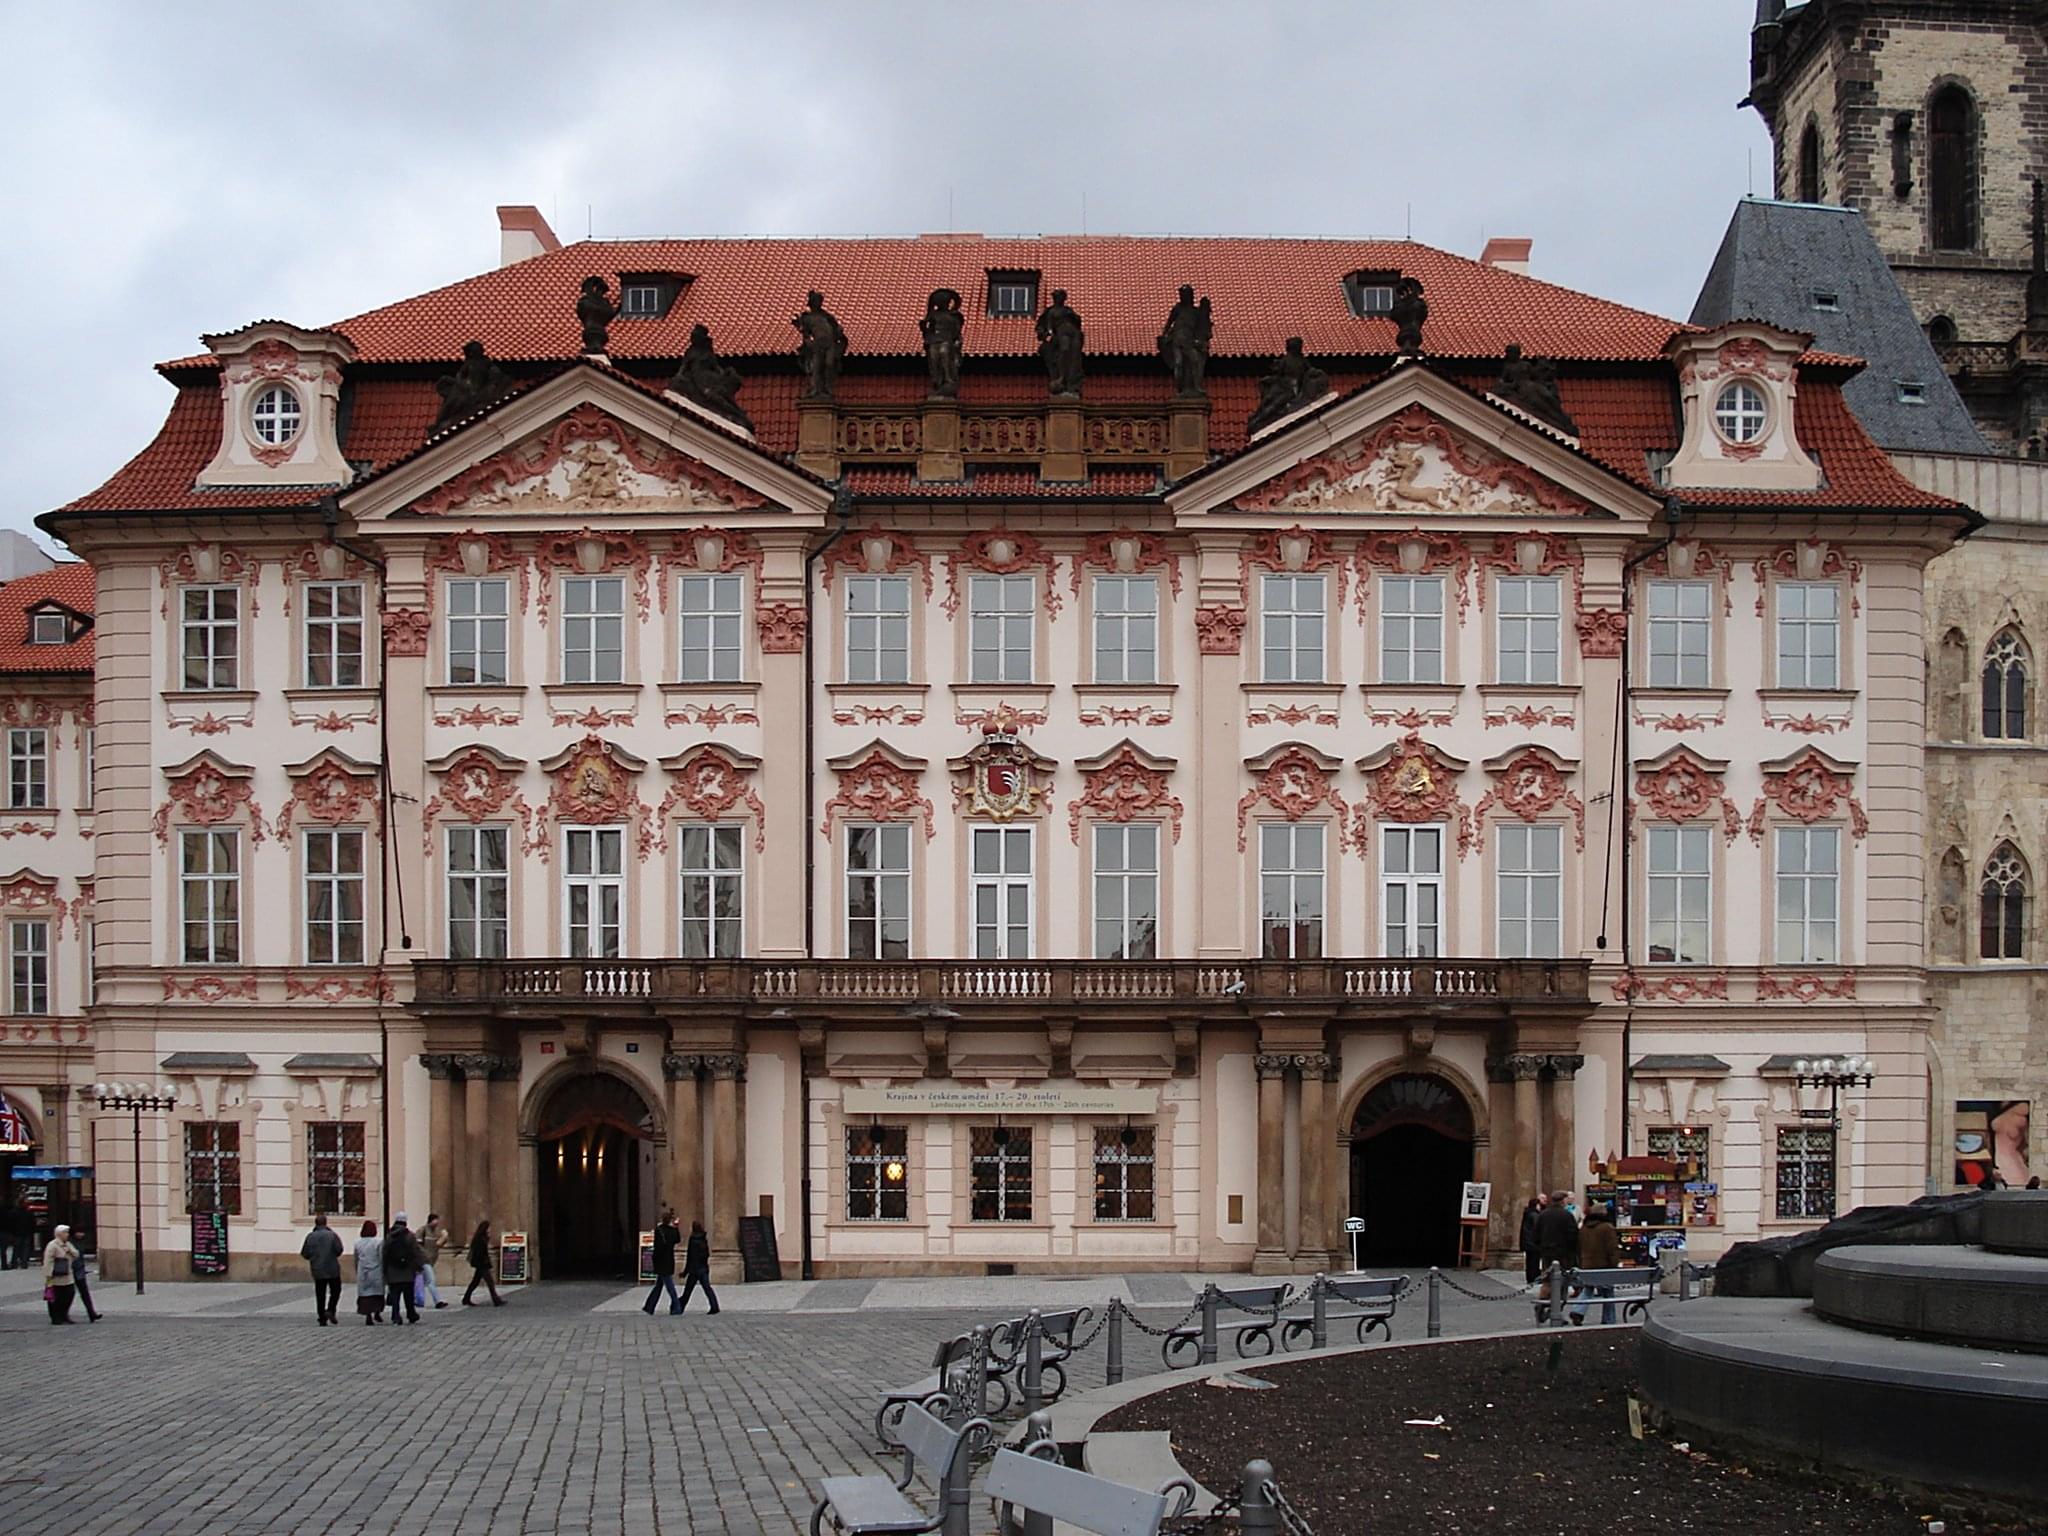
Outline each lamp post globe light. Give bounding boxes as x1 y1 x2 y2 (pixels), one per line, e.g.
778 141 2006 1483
92 1082 178 1294
1791 1055 1878 1219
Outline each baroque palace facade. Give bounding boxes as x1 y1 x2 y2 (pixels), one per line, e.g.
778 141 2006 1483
9 214 1975 1280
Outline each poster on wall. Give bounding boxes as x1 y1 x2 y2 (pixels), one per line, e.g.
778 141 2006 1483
1954 1101 2030 1189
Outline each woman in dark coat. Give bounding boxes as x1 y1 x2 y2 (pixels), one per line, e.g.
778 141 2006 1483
676 1220 719 1315
462 1219 505 1306
1519 1194 1545 1284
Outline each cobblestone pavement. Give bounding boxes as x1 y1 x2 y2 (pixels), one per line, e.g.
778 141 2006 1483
0 1264 1551 1536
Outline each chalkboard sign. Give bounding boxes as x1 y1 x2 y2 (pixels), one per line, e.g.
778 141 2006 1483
499 1230 528 1285
190 1210 229 1275
637 1230 655 1284
737 1215 780 1282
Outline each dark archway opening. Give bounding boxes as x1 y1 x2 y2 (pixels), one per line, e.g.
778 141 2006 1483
1348 1073 1474 1268
535 1072 654 1280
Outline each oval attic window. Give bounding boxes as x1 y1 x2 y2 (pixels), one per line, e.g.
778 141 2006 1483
251 384 303 446
1712 381 1766 444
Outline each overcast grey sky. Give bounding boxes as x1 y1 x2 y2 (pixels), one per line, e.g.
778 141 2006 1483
0 1 1768 547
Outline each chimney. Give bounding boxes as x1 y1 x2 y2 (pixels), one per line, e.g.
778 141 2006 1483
498 205 563 268
1480 237 1532 275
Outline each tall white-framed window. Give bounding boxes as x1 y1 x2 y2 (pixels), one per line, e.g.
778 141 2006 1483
445 577 509 685
1093 1126 1156 1221
1497 823 1563 958
678 573 743 684
846 822 911 959
678 822 744 958
1774 825 1840 964
179 829 240 964
560 575 625 685
1646 824 1711 964
7 728 46 810
969 573 1035 684
1380 824 1443 957
1260 572 1325 684
845 575 911 685
970 824 1033 959
1379 575 1444 683
445 824 509 960
180 585 240 691
1092 575 1158 684
1646 580 1711 688
1259 822 1325 959
1092 822 1159 959
308 1121 366 1217
562 826 625 958
970 1125 1032 1221
303 581 365 689
82 728 94 808
1496 576 1561 685
303 828 366 965
1775 582 1840 690
9 917 48 1015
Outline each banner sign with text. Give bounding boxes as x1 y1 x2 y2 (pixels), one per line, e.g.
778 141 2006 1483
840 1084 1159 1116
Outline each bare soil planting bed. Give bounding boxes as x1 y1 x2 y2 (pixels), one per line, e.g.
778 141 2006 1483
1095 1334 2026 1534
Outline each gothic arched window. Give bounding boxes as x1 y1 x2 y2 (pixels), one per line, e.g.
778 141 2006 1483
1798 122 1823 205
1929 85 1977 252
1981 843 2028 960
1983 628 2028 739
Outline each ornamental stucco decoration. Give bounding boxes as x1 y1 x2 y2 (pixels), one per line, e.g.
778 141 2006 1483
1357 733 1465 843
157 544 257 619
1610 970 1729 1003
1477 530 1584 610
756 601 807 654
1194 605 1247 655
1239 526 1346 614
153 758 265 847
419 748 530 855
425 531 531 616
162 973 258 1003
820 750 934 840
533 528 654 623
1574 608 1626 658
0 873 57 914
381 607 432 657
1747 749 1868 842
1756 972 1858 1002
945 528 1061 619
659 528 764 613
1633 749 1742 844
1068 745 1184 845
537 736 649 858
1355 528 1474 621
821 524 933 597
275 758 381 840
1235 745 1350 852
654 750 767 856
1642 541 1737 616
285 973 395 1004
1467 749 1584 856
1070 528 1183 599
1752 538 1863 616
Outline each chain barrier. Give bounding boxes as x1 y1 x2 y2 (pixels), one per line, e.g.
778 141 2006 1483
1433 1269 1541 1302
1264 1477 1315 1536
1211 1287 1293 1322
1162 1491 1242 1534
1062 1303 1114 1352
1113 1294 1208 1338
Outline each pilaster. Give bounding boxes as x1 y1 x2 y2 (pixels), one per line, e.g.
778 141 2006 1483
706 1052 746 1282
1042 404 1086 483
664 1052 704 1227
1252 1052 1289 1274
917 401 964 483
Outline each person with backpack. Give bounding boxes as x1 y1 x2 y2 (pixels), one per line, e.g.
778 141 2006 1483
382 1213 422 1325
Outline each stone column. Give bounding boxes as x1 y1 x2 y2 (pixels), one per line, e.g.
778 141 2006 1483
707 1053 746 1283
488 1059 521 1237
664 1053 703 1226
423 1054 459 1226
1499 1055 1543 1204
1253 1053 1289 1274
460 1056 493 1233
1547 1055 1584 1198
1295 1054 1332 1270
1322 1056 1347 1259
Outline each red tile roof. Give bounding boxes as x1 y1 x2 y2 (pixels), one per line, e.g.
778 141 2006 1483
0 564 94 674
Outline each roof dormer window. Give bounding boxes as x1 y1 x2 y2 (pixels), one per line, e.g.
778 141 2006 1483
194 321 356 490
1712 381 1767 444
29 611 68 646
987 271 1039 318
1809 289 1840 313
251 385 303 446
1897 380 1929 406
617 272 686 319
1343 271 1398 318
1663 321 1820 493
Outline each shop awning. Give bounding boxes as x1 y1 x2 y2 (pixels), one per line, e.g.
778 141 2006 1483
10 1165 91 1181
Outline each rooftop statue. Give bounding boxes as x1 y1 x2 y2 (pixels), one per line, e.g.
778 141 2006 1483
434 340 515 428
1493 343 1579 436
1391 276 1428 357
920 288 965 399
1247 337 1331 434
1158 284 1214 398
793 290 849 401
1037 289 1085 398
670 324 754 432
576 276 619 355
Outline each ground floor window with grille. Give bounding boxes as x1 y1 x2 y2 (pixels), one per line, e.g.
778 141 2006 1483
970 1125 1032 1221
185 1121 242 1215
1775 1125 1835 1219
1093 1126 1156 1221
845 1124 908 1221
308 1121 365 1216
1647 1125 1710 1179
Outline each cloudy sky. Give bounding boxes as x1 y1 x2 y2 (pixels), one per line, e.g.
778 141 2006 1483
0 1 1769 547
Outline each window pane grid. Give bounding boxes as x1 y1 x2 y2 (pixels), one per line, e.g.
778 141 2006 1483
1775 582 1839 690
1259 822 1325 959
1092 823 1159 959
7 728 46 810
563 826 625 957
970 1126 1032 1221
303 828 366 966
845 1125 909 1221
308 1121 366 1216
970 825 1033 959
1261 573 1325 684
1092 576 1158 685
1497 824 1563 958
10 918 47 1015
1775 1126 1836 1219
446 578 509 686
1379 576 1444 683
1093 1127 1156 1221
679 573 744 683
180 830 240 964
181 585 240 691
1646 580 1711 688
679 823 744 958
303 581 365 689
969 574 1035 684
846 576 911 685
1645 824 1711 964
846 823 911 959
560 576 625 684
446 825 510 960
184 1121 242 1215
1496 577 1560 685
1774 826 1840 964
1381 824 1443 958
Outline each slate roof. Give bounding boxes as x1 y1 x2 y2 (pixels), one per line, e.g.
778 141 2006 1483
0 564 94 675
1690 198 1990 455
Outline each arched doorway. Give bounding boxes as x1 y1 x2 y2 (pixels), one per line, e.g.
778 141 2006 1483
534 1071 656 1279
1349 1072 1474 1268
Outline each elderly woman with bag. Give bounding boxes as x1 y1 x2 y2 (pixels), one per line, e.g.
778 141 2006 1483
354 1219 386 1324
42 1223 80 1324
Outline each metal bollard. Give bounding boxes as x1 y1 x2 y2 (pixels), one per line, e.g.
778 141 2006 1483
1678 1258 1693 1303
1311 1272 1329 1350
1427 1266 1442 1338
941 1443 974 1536
1017 1411 1057 1536
1106 1300 1126 1385
970 1324 991 1418
1199 1284 1219 1366
1238 1459 1280 1536
1021 1307 1044 1418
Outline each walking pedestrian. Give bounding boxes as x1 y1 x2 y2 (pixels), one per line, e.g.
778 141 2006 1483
417 1212 450 1309
382 1213 422 1326
642 1210 683 1315
1518 1194 1546 1285
301 1213 343 1325
1570 1202 1623 1325
1532 1188 1580 1324
461 1219 505 1306
354 1219 386 1325
72 1242 101 1322
41 1223 79 1324
0 1197 27 1268
676 1220 719 1315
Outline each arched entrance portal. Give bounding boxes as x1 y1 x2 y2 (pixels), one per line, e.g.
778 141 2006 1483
534 1071 657 1280
1349 1073 1474 1268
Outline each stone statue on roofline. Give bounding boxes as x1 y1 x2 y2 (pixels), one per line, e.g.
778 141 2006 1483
1158 284 1213 398
793 290 849 401
1391 275 1428 357
670 324 754 432
920 288 965 399
1036 289 1085 398
434 340 515 428
1247 337 1331 434
1493 343 1578 436
577 276 619 355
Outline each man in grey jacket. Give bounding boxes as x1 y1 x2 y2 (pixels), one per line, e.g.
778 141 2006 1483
301 1214 343 1326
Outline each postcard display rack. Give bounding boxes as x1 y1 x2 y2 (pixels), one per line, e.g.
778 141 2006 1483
1584 1153 1719 1265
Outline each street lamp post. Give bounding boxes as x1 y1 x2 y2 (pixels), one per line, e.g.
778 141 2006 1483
92 1082 176 1295
1792 1056 1877 1218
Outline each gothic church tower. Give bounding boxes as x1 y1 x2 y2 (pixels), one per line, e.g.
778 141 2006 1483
1747 0 2048 449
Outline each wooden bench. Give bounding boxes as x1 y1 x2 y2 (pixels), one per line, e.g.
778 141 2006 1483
988 1306 1093 1403
874 1334 1006 1447
815 1399 985 1535
1565 1265 1657 1323
1161 1284 1294 1367
985 1448 1195 1536
1279 1275 1406 1349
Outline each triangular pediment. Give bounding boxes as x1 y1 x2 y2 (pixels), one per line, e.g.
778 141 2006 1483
1168 363 1660 526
